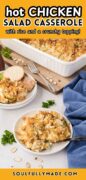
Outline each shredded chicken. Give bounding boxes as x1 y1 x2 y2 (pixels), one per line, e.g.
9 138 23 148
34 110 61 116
0 76 35 104
16 111 71 152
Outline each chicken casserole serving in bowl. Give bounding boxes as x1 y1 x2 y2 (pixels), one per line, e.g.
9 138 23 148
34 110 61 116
14 109 73 155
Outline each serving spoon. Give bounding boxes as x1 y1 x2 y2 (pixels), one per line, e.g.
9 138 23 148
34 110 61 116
62 136 86 142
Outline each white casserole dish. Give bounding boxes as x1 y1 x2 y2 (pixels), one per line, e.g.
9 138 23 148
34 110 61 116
1 39 86 77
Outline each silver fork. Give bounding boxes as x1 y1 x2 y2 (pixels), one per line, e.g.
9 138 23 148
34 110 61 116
28 62 56 93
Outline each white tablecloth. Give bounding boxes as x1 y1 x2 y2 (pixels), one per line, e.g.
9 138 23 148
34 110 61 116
0 86 68 168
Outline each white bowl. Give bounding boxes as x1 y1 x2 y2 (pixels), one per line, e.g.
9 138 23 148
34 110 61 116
0 74 37 109
14 108 73 155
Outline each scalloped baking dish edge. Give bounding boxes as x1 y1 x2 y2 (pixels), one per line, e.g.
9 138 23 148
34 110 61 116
1 39 86 77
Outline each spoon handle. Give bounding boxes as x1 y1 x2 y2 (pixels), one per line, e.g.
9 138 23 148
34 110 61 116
65 136 86 142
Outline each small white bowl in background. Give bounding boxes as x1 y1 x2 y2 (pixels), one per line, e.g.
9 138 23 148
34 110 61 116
0 74 37 109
